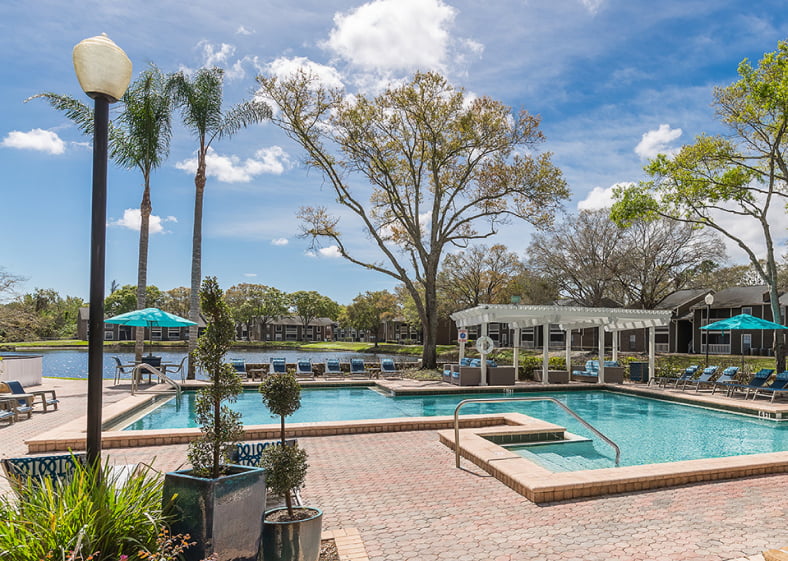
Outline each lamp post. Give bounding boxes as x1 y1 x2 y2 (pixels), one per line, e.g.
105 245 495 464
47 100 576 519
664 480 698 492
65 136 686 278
73 34 132 467
704 293 714 367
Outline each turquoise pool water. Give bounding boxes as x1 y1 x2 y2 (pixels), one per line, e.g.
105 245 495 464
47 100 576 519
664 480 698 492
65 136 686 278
123 388 788 469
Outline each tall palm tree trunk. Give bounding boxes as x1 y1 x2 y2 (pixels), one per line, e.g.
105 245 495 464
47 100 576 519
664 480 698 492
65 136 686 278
135 178 152 362
187 151 206 379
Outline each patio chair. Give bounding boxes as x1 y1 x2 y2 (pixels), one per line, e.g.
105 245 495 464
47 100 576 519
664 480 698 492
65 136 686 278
162 356 187 382
270 357 287 375
680 366 726 391
653 365 699 387
442 364 456 384
751 371 788 402
379 358 402 379
230 359 248 380
709 369 742 394
295 359 315 380
0 380 47 413
324 358 344 380
112 356 136 384
725 368 775 398
1 453 86 492
0 398 20 424
349 358 370 379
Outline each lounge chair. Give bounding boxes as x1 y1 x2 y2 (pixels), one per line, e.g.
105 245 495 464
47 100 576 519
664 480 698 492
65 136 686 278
0 397 21 424
751 371 788 402
324 358 343 380
349 358 370 379
112 356 135 384
230 359 248 379
379 358 402 379
1 379 57 412
725 368 774 398
270 357 287 375
295 359 315 380
709 369 741 394
653 365 699 387
1 453 86 492
681 366 726 391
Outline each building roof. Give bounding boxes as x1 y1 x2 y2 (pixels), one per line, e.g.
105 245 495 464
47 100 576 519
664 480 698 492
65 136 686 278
656 289 708 311
451 304 671 332
689 285 787 309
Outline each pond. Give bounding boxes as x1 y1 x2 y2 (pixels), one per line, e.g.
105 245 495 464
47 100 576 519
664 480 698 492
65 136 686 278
6 349 414 380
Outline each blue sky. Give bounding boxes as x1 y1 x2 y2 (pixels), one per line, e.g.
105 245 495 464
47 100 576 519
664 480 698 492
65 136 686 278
2 0 787 305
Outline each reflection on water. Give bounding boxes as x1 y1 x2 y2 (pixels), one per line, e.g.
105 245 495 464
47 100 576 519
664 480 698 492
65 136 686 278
11 348 410 379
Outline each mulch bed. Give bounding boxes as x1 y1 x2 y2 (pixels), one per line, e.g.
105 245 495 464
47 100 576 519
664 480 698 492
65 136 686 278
319 539 339 561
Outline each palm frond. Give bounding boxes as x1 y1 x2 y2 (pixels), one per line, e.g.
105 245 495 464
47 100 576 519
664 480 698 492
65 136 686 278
26 93 94 135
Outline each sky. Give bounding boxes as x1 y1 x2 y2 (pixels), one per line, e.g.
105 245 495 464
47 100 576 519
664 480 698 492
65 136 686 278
2 0 787 306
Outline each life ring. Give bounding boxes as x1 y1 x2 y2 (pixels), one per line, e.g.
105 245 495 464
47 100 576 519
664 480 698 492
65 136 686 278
475 335 494 355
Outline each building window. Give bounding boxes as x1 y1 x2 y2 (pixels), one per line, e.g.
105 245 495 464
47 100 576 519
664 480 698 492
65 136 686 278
104 329 114 341
168 328 180 339
742 306 752 316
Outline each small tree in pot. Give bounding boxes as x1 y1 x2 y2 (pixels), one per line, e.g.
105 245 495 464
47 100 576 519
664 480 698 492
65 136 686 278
163 277 267 561
259 372 323 561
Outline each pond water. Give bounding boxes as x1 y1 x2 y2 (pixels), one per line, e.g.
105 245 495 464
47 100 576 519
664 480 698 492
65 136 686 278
6 349 412 380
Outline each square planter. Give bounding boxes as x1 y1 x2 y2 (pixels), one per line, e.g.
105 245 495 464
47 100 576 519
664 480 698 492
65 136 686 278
163 465 266 561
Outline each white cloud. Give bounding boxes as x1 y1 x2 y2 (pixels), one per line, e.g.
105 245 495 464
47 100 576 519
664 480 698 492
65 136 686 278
634 124 683 159
198 40 235 67
109 208 176 234
577 182 634 211
243 272 257 277
175 146 292 183
236 26 254 36
321 0 457 73
271 238 289 246
306 245 343 258
264 56 344 89
580 0 604 15
2 129 65 155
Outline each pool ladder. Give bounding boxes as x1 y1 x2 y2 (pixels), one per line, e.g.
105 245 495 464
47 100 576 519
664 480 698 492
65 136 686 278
131 364 182 396
453 397 620 468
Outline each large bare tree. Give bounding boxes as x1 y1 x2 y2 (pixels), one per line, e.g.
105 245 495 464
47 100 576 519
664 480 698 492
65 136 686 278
257 71 567 368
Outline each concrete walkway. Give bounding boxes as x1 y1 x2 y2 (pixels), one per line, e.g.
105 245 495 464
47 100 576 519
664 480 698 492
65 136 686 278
2 378 784 561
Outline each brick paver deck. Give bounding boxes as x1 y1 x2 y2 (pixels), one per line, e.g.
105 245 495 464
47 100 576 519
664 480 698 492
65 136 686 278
2 378 785 560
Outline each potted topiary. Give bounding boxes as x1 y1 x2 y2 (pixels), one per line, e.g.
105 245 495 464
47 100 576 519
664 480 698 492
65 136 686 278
259 372 323 561
162 277 267 561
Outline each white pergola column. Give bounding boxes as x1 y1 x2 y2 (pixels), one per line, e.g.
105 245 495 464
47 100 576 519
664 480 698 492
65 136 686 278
480 322 488 386
612 330 619 362
598 325 606 383
648 326 656 382
565 329 572 375
513 326 520 372
542 323 549 385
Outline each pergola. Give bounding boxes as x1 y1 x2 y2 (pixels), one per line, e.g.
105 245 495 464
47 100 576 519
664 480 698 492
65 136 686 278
450 304 673 385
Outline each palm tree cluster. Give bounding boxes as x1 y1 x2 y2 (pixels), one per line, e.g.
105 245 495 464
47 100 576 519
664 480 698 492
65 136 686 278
32 65 271 376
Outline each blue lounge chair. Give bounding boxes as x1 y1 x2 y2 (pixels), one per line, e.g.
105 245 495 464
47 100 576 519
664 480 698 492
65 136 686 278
230 359 247 379
655 365 699 388
270 357 287 375
725 368 774 398
682 366 727 391
2 380 59 412
295 359 315 380
751 371 788 402
709 369 742 394
380 358 402 379
324 358 343 379
349 358 370 379
0 380 43 416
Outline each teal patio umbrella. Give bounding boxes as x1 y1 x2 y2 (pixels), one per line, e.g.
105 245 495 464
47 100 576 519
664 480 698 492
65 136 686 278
701 313 787 364
105 307 197 355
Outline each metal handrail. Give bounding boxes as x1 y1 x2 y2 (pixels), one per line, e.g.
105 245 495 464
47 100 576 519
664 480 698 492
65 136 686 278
131 364 182 396
453 397 620 467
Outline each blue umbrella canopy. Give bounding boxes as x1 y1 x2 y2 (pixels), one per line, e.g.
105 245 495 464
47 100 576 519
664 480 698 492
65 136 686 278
105 307 196 327
700 313 787 331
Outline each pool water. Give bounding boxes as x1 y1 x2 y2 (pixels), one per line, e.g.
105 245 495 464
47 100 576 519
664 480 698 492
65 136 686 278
124 388 788 469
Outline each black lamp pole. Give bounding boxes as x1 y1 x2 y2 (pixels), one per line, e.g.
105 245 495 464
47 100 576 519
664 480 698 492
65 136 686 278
86 96 110 467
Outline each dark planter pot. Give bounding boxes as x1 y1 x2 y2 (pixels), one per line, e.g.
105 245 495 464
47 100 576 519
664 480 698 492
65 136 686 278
163 465 267 561
262 507 323 561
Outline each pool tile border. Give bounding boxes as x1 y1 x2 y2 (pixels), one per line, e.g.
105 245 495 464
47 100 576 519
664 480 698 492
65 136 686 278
437 412 788 504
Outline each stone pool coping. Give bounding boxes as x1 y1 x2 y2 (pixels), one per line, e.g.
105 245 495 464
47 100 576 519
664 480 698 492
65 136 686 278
438 411 788 504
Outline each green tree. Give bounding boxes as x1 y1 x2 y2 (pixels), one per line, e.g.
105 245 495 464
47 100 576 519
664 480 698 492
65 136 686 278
188 277 243 479
31 65 173 362
224 284 290 341
161 286 191 318
168 67 272 378
611 42 788 369
104 284 163 317
289 290 340 341
257 71 567 368
344 290 398 347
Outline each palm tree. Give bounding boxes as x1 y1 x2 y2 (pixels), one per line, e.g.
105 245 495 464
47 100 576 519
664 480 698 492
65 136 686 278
31 64 173 362
168 67 271 378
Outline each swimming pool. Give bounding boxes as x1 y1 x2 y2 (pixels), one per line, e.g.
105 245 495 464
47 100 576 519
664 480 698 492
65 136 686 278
123 388 788 469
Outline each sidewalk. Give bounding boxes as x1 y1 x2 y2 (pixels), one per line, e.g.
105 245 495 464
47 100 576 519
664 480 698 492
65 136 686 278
1 378 783 561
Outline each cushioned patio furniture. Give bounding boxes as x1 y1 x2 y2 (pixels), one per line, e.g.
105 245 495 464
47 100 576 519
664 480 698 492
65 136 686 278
681 366 727 391
571 361 625 384
652 365 699 387
751 371 788 402
295 359 315 380
442 364 456 384
450 367 481 386
379 358 402 379
709 369 742 394
0 381 37 417
349 358 371 379
270 357 287 375
324 358 344 379
2 380 59 412
725 368 774 398
1 453 86 492
0 397 20 424
230 358 248 380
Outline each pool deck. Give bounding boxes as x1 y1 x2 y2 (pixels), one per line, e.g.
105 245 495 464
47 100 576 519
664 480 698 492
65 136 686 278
3 377 788 560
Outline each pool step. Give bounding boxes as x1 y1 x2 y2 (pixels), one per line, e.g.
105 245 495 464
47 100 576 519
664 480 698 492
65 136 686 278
507 439 616 472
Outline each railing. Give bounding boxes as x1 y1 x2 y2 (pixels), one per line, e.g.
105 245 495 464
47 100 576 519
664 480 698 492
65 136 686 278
700 344 731 355
453 397 620 468
131 364 182 396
